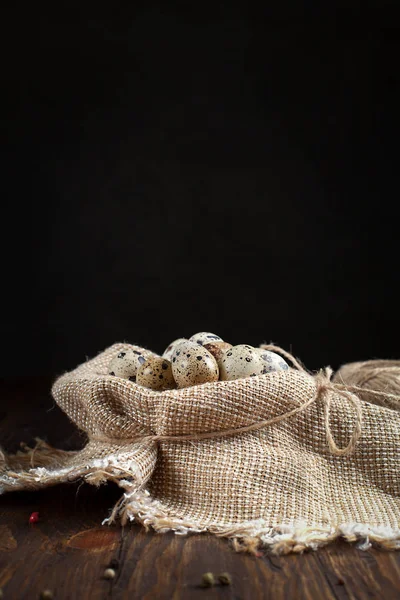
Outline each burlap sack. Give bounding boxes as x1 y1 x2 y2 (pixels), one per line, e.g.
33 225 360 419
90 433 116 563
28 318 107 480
1 343 399 555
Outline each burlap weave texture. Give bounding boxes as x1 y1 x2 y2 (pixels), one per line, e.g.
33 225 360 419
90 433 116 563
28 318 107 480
1 343 399 554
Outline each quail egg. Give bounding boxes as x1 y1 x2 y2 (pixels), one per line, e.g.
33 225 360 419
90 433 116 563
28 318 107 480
189 332 224 346
254 349 289 372
171 340 219 388
219 344 270 381
162 338 188 361
136 357 176 391
108 348 156 381
203 341 233 365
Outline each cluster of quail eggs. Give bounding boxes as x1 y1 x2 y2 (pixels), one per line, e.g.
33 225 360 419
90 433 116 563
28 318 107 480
108 332 289 391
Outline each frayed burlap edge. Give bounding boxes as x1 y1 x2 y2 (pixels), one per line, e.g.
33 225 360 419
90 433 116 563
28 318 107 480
110 487 400 555
0 439 147 493
3 440 398 556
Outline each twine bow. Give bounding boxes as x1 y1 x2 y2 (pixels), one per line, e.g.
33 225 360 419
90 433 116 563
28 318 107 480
314 366 363 456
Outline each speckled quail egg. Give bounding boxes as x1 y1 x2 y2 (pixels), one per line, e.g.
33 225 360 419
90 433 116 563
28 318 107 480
189 332 224 346
219 344 271 381
203 341 233 365
108 348 156 381
136 357 176 391
162 338 188 361
171 340 219 388
254 349 289 372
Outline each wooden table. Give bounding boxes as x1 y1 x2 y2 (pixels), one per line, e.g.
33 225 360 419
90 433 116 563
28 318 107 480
0 377 399 599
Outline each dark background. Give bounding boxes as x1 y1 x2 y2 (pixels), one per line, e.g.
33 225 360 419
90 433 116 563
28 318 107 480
2 4 399 380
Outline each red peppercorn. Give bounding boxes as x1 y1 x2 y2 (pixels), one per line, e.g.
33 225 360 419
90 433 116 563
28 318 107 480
29 511 39 524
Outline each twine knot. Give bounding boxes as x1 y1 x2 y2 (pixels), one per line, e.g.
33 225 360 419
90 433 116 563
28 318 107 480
313 366 363 456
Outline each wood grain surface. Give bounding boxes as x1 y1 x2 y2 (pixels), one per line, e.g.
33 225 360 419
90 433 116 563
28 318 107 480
0 377 399 600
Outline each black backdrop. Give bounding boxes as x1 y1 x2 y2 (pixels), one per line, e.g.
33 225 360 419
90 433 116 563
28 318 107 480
2 4 399 378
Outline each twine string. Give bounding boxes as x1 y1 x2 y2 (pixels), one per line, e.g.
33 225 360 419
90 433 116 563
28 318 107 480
87 346 400 456
89 346 400 456
150 364 364 456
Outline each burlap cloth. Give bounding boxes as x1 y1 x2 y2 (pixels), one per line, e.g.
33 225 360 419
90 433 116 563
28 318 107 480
1 343 399 555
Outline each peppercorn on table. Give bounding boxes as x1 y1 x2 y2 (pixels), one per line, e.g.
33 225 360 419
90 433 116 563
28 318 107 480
0 377 399 600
